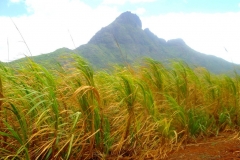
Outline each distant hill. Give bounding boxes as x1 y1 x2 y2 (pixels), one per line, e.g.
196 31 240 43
11 11 238 74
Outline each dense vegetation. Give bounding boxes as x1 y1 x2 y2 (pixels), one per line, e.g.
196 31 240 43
0 55 240 159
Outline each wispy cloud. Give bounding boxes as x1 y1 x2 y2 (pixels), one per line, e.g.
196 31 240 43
134 8 146 15
103 0 155 5
9 0 21 3
129 0 156 3
102 0 127 5
0 0 120 61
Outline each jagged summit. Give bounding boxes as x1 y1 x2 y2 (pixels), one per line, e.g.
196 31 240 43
88 11 143 45
114 11 142 29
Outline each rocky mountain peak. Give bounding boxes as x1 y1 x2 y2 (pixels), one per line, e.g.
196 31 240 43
114 11 142 29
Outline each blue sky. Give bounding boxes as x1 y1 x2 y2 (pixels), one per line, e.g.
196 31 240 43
1 0 239 16
0 0 27 16
0 0 240 63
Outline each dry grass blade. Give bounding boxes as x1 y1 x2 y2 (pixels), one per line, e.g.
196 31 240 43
73 85 100 105
10 18 32 56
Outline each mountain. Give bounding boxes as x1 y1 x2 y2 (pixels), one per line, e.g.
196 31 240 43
12 11 238 74
75 11 171 67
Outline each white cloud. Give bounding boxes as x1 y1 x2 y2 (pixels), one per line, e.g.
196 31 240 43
134 8 146 15
102 0 127 5
9 0 21 3
129 0 156 3
102 0 155 5
0 0 120 62
142 12 240 64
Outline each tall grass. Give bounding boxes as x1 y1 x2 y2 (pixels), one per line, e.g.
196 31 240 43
0 56 240 159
